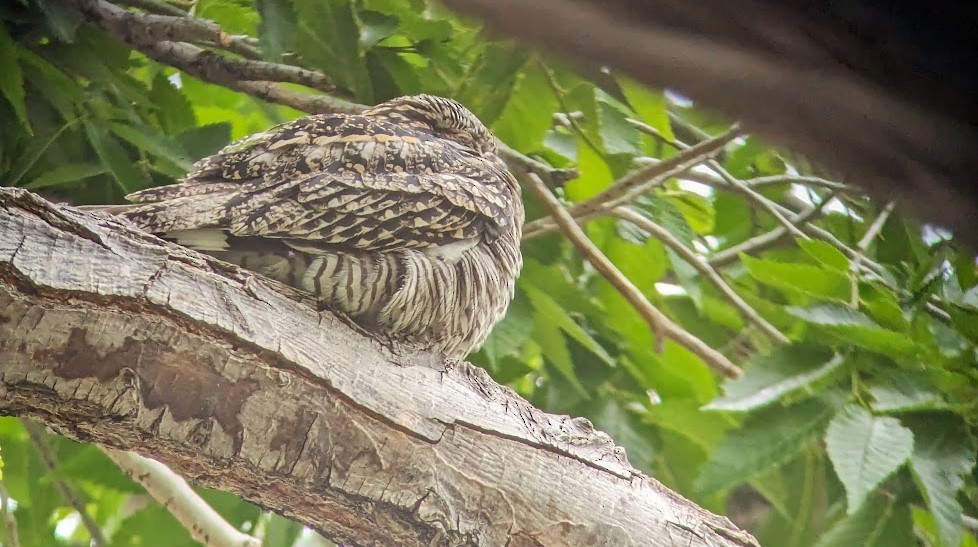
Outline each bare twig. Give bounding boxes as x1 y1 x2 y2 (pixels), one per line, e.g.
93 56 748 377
522 124 742 237
22 420 108 546
65 0 339 94
613 207 789 344
101 447 262 547
0 484 20 547
498 143 579 189
707 194 834 267
524 173 743 379
849 201 897 306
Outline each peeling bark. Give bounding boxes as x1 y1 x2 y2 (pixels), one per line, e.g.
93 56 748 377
0 187 758 546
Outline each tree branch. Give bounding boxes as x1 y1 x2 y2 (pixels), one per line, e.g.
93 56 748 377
101 447 261 547
612 207 788 344
0 187 758 546
523 175 744 379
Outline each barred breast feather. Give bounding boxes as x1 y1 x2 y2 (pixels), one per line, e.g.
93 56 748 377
104 95 524 358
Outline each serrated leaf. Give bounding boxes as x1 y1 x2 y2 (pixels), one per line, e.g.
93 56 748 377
294 0 372 100
825 405 914 514
619 78 673 142
84 122 147 193
23 161 107 189
742 255 850 301
706 345 842 412
481 290 533 365
696 397 838 493
787 304 920 357
523 283 614 367
176 122 232 160
256 0 298 60
109 122 194 172
597 100 640 156
814 494 916 547
150 72 196 135
532 308 588 398
0 28 30 133
491 63 558 152
905 414 976 547
869 372 946 413
663 191 715 234
797 238 850 271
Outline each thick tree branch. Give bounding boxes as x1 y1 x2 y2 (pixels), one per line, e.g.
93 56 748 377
0 187 758 546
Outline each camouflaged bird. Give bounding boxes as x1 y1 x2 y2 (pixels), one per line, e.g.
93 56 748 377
94 95 524 358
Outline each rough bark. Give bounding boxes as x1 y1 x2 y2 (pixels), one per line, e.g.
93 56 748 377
0 187 759 546
441 0 978 248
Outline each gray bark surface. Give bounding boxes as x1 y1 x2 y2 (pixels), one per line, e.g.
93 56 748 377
0 187 759 546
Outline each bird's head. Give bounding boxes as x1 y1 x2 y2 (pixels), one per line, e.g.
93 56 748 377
369 94 499 156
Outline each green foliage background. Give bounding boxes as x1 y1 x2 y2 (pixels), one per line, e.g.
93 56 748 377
2 0 978 545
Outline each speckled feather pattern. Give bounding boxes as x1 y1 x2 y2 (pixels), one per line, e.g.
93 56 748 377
116 95 523 357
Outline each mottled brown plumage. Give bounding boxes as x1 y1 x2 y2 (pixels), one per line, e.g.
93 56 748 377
102 95 523 357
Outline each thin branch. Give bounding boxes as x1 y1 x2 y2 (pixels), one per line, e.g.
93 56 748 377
498 143 579 189
523 173 743 379
707 195 833 267
113 0 186 17
631 118 809 240
101 447 262 547
0 484 20 547
849 201 897 306
521 124 742 237
65 0 339 94
22 420 108 547
613 207 789 344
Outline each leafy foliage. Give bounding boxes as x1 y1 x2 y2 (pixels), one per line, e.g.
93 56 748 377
2 0 978 545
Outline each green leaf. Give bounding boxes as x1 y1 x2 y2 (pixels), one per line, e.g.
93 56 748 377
905 414 976 547
706 345 843 412
696 397 839 493
262 513 304 547
481 290 533 366
176 123 232 160
23 161 107 189
109 122 194 172
825 404 914 514
150 73 196 135
869 372 946 413
797 238 850 271
597 100 640 156
663 191 715 234
256 0 298 60
84 122 147 194
7 120 76 186
0 28 30 133
814 494 916 547
532 308 588 398
619 78 673 142
491 63 558 152
294 0 372 100
523 283 614 367
742 255 850 301
787 304 920 357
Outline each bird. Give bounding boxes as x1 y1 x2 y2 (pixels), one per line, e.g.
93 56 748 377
86 94 524 358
